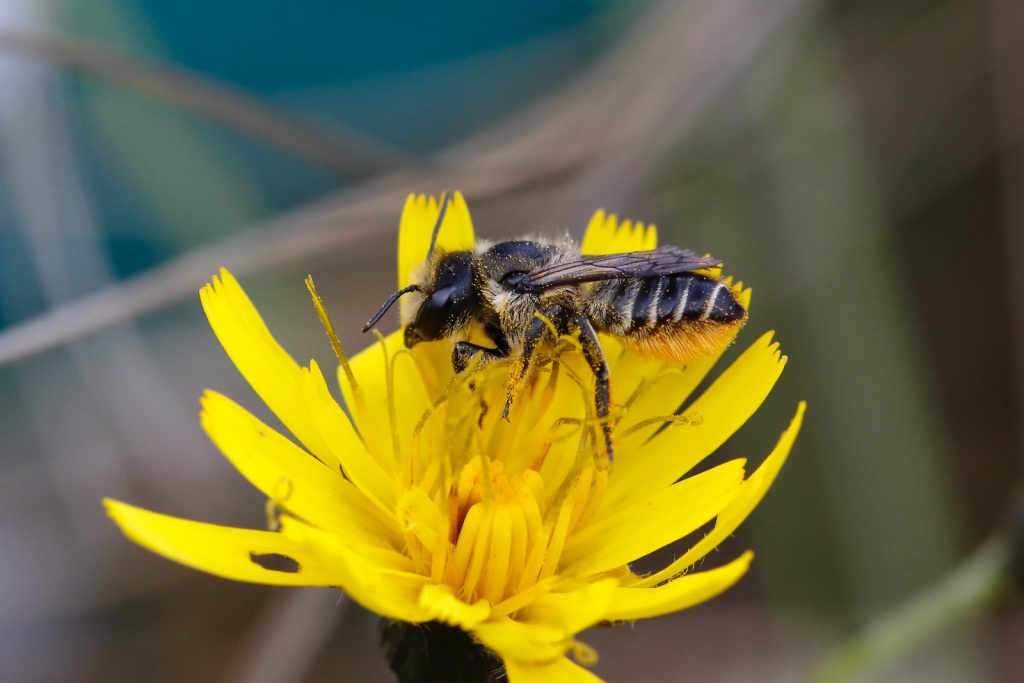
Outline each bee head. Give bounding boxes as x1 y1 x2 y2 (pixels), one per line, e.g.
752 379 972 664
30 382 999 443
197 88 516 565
363 191 480 345
403 251 476 347
362 250 477 346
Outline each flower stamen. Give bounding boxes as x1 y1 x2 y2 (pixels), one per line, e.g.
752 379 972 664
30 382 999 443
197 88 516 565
305 275 358 392
617 411 702 440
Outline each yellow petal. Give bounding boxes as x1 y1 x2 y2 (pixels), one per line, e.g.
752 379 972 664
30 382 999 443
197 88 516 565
580 210 657 255
635 403 805 587
200 270 334 460
504 656 605 683
397 486 446 576
613 355 719 453
398 191 475 290
104 499 342 586
501 356 588 479
408 340 454 396
472 616 572 663
606 332 786 507
301 359 396 511
516 580 618 636
200 391 404 556
418 583 491 629
602 552 753 621
282 519 434 623
561 460 745 576
339 330 433 470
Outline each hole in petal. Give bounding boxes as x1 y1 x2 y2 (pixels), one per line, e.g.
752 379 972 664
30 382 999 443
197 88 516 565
249 552 300 573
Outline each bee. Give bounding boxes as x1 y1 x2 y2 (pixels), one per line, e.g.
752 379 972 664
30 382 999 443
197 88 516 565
363 193 747 460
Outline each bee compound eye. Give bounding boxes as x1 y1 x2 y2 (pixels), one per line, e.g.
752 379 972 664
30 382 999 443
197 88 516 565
413 284 459 341
428 285 457 311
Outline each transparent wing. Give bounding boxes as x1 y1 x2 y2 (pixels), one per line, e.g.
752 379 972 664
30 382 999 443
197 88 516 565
518 246 720 292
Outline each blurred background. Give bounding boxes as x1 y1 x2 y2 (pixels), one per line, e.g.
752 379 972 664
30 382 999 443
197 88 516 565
0 0 1021 681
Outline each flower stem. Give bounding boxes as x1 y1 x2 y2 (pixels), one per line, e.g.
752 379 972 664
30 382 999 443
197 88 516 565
380 620 505 683
808 538 1013 683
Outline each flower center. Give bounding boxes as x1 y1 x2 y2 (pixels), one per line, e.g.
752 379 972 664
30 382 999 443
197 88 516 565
395 354 609 610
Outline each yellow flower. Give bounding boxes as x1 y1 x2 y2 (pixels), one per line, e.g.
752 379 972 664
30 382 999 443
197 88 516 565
105 193 803 682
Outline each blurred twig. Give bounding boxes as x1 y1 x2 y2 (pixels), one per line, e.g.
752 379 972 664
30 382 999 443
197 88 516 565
0 160 584 369
0 0 813 368
0 30 416 178
809 539 1012 683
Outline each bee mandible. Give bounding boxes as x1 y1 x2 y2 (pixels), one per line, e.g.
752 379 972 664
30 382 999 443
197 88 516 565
363 193 748 461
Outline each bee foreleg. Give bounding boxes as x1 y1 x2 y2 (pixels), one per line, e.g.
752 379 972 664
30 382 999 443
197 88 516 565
452 322 511 374
576 315 614 461
501 304 565 421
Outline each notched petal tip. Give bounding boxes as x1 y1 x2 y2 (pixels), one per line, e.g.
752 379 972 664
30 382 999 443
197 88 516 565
102 496 123 518
634 401 805 587
752 331 788 367
583 210 660 255
398 190 475 289
643 223 658 249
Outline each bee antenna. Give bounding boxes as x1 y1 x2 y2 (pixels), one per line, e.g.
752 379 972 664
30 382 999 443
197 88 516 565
425 191 452 263
363 284 420 332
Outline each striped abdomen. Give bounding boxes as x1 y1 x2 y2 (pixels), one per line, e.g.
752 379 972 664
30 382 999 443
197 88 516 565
590 274 747 364
596 274 744 332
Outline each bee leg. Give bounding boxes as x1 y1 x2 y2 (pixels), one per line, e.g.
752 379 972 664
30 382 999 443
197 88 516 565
575 315 614 462
501 305 565 421
452 323 511 374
